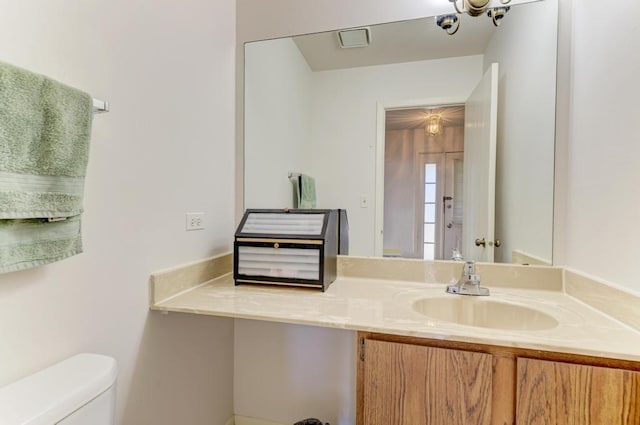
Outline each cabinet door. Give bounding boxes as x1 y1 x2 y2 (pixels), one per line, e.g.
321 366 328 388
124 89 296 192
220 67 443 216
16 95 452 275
362 339 493 425
517 357 640 425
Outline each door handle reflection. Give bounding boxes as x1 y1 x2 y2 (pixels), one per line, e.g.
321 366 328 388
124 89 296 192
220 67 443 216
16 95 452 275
475 238 502 247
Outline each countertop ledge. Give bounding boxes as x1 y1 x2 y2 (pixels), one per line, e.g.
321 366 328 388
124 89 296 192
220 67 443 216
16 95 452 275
151 268 640 363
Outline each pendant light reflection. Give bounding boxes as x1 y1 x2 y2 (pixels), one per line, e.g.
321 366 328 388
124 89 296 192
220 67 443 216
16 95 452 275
425 114 443 137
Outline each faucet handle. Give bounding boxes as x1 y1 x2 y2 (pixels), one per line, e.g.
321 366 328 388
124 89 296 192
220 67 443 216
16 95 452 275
459 261 478 284
462 261 475 276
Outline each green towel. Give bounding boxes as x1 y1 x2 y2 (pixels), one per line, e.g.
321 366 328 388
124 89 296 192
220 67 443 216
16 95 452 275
0 216 82 274
0 61 94 273
0 61 94 219
298 174 316 209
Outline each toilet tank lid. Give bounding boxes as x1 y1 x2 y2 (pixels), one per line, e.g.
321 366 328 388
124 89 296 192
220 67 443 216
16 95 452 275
0 353 117 425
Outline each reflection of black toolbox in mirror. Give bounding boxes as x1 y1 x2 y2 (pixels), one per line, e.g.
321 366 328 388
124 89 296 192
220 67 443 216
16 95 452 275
234 209 342 291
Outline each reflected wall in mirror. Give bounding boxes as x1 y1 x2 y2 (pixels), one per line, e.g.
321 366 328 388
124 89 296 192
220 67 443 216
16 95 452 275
244 0 557 264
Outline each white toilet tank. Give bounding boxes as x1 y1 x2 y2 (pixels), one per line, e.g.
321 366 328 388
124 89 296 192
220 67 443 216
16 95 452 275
0 353 117 425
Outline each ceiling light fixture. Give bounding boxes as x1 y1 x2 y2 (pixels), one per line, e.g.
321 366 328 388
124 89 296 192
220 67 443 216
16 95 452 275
436 0 511 35
487 6 510 26
425 114 443 136
436 15 460 35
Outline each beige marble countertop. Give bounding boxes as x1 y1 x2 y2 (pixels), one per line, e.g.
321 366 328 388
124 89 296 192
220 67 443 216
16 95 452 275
151 272 640 362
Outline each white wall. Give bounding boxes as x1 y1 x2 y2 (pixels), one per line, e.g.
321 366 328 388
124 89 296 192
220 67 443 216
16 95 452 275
310 56 482 256
482 0 557 263
556 0 640 293
234 320 356 425
244 38 313 208
0 1 236 425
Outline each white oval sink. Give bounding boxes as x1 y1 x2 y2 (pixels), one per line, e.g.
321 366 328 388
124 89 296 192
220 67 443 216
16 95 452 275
412 297 559 331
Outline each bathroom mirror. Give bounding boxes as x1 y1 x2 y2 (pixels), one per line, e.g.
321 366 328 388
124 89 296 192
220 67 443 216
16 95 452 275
243 0 557 264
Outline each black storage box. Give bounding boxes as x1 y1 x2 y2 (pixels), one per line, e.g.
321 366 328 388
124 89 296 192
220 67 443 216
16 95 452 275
234 209 339 291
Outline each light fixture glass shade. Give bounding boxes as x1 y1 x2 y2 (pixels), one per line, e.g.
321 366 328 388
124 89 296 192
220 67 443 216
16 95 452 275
425 114 443 136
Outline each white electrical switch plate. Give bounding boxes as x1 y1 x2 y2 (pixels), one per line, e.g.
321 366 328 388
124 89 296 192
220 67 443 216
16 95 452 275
186 212 205 231
360 195 369 208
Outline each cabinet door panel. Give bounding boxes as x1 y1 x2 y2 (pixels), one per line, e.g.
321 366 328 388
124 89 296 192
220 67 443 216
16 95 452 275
517 357 640 425
363 339 492 425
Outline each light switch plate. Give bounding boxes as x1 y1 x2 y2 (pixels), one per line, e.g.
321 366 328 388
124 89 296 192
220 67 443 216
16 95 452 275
360 195 369 208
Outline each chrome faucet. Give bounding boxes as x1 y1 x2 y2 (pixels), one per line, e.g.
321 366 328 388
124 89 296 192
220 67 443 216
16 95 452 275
446 261 490 296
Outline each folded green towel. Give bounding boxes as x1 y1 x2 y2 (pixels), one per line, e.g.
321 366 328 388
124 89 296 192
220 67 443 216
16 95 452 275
0 61 94 274
0 61 94 219
298 174 317 209
0 216 82 274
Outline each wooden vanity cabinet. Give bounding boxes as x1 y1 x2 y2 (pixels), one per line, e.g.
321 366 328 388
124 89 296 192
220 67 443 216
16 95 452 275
357 332 640 425
517 358 640 425
357 333 517 425
360 339 493 425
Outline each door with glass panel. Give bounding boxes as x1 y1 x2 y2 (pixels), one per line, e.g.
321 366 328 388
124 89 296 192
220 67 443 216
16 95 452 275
419 153 463 260
419 154 443 260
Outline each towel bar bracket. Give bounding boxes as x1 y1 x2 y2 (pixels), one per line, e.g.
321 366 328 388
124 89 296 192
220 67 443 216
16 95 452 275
92 98 109 113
